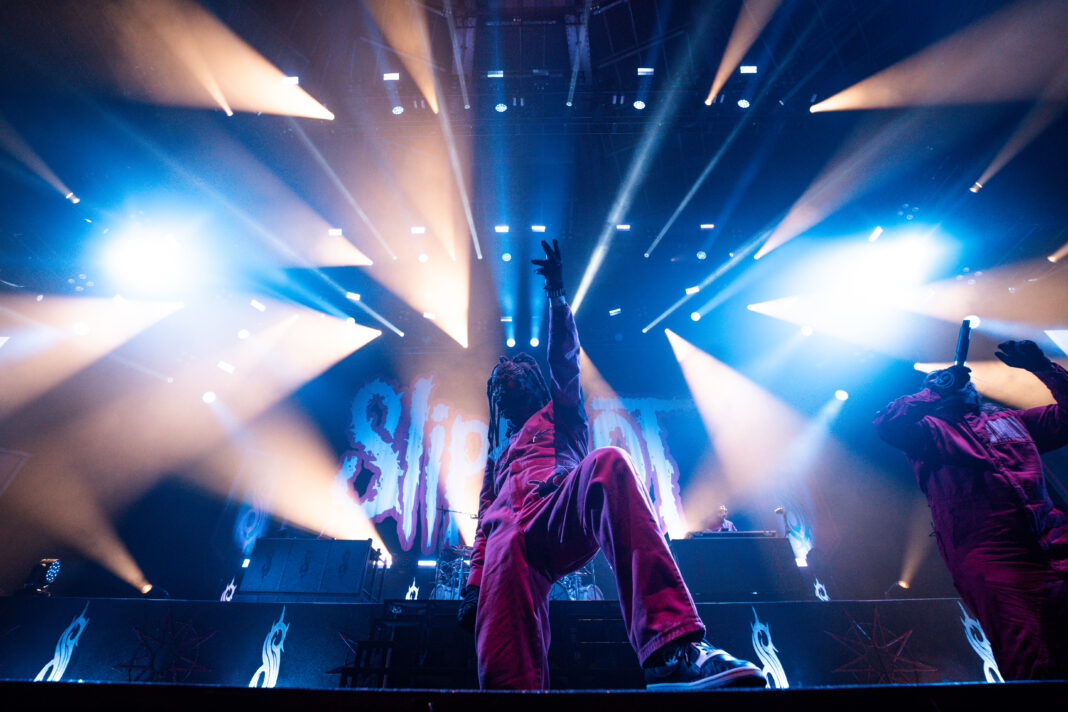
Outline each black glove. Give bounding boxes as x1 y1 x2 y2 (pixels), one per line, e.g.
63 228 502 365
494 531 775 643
995 340 1051 372
923 364 971 394
457 584 479 633
531 239 564 297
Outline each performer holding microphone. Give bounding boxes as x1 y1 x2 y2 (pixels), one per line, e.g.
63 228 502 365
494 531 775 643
874 323 1068 679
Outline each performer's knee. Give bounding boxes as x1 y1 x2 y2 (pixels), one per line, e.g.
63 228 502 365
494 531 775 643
586 446 640 490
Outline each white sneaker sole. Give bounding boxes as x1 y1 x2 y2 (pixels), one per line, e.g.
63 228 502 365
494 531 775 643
646 666 766 691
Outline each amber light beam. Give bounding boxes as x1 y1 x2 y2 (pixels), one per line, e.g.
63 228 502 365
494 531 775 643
704 0 782 105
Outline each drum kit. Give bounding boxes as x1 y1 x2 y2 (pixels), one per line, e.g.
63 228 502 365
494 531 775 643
429 546 604 601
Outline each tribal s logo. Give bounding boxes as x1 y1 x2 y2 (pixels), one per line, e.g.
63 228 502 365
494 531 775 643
406 578 419 600
35 603 89 682
249 607 289 688
958 602 1003 683
814 578 830 601
750 607 788 689
219 578 236 602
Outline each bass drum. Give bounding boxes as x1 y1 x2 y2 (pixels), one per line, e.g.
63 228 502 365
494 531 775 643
548 581 572 600
428 585 459 600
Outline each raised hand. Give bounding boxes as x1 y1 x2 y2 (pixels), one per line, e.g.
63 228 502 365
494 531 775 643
531 239 564 295
995 340 1051 372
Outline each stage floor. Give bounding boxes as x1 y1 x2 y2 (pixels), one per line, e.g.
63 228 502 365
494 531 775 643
0 595 1007 690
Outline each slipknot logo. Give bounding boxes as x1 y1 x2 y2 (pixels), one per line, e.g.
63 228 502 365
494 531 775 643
334 376 688 552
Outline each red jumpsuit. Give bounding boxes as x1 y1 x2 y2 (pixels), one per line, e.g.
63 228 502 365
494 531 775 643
466 299 704 689
873 364 1068 679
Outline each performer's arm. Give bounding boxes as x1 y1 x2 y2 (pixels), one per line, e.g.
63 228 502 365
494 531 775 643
465 456 496 588
547 296 582 415
872 389 940 454
1000 340 1068 452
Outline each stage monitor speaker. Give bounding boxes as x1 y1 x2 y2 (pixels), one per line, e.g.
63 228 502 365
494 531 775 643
237 538 374 602
669 535 806 602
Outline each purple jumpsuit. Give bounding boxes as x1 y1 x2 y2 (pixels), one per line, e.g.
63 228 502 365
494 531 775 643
466 299 705 689
873 363 1068 679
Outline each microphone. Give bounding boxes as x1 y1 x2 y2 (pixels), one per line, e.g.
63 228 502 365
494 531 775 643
953 319 971 367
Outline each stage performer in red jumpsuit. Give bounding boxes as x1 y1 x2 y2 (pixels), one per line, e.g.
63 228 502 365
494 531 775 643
456 239 765 690
874 341 1068 679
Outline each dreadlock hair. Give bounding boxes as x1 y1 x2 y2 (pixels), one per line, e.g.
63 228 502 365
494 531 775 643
486 352 551 452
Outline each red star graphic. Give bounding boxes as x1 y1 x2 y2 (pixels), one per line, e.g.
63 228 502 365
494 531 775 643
114 608 216 683
827 608 937 684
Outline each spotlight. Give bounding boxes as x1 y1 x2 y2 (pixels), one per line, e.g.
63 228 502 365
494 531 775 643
530 337 540 348
868 226 884 242
72 321 90 336
502 252 512 262
834 390 849 401
737 99 750 108
410 226 426 234
685 286 700 295
417 253 429 263
392 106 404 115
242 558 251 568
1049 255 1058 263
487 70 504 78
417 559 437 568
250 299 266 312
506 337 516 348
282 76 299 85
965 314 981 328
495 103 507 113
345 292 361 301
64 192 80 204
105 232 190 294
633 100 646 110
566 101 573 107
696 251 707 260
328 227 343 236
495 225 509 233
609 308 622 316
500 316 513 322
23 558 61 595
801 325 814 336
383 72 400 81
616 224 631 231
217 360 236 374
700 224 715 230
531 225 546 232
739 65 758 74
423 312 436 320
202 391 217 404
140 583 153 594
637 67 655 76
690 312 701 322
237 329 250 340
969 182 982 193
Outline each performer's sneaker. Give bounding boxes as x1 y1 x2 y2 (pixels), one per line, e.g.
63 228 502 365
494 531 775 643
645 640 766 691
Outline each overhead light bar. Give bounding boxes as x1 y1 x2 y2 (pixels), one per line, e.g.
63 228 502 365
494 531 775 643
637 67 655 76
487 70 504 78
531 225 546 232
739 65 758 74
383 72 400 81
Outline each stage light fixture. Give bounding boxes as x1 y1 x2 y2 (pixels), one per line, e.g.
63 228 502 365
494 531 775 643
965 314 981 328
633 100 646 110
834 390 849 401
637 67 655 76
423 312 436 320
242 558 251 568
383 72 400 81
868 226 884 242
72 322 90 336
696 251 707 260
282 76 299 85
140 583 153 594
530 337 540 348
495 103 507 113
700 224 715 230
417 253 429 263
685 286 700 295
202 391 217 404
392 106 404 115
616 224 630 231
345 292 360 302
737 99 750 108
237 329 250 340
506 337 516 348
328 227 343 236
531 225 546 232
495 225 509 233
500 316 513 323
65 192 80 204
801 325 814 336
609 308 622 316
417 559 437 567
739 65 758 74
487 70 504 78
501 252 512 262
410 226 426 234
217 360 235 374
250 299 266 312
690 312 701 322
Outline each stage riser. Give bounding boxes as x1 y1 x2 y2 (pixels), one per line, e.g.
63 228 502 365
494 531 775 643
0 597 996 689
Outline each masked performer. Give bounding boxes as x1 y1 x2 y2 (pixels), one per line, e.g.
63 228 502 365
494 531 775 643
457 239 765 690
874 341 1068 679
